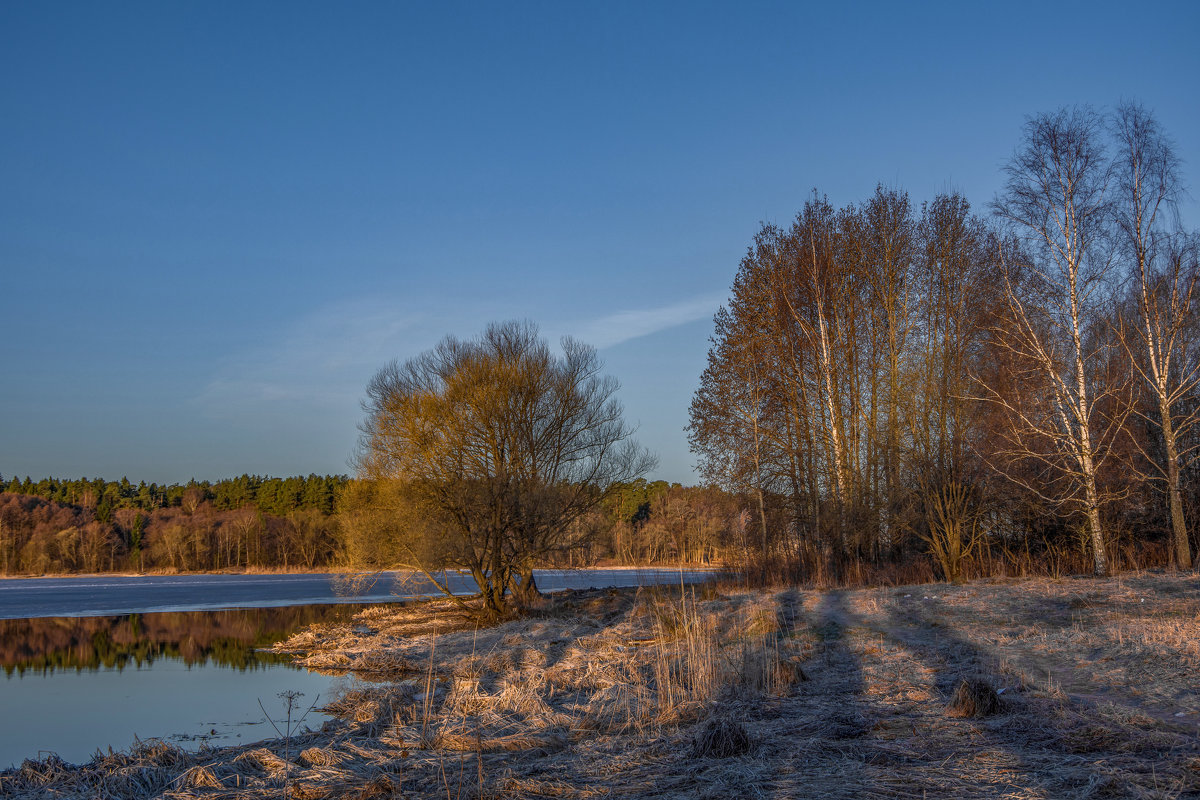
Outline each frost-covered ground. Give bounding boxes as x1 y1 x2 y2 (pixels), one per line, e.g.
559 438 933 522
4 573 1199 799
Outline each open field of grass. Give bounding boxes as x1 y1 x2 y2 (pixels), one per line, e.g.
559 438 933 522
4 572 1199 799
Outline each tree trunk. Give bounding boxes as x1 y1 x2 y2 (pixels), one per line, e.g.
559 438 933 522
1159 403 1192 568
1071 261 1107 578
512 568 541 607
756 486 768 564
1086 509 1107 575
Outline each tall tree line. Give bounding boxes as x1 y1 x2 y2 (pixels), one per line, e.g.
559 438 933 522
690 103 1198 579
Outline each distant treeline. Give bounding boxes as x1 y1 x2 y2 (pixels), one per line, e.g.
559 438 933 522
0 475 754 576
1 473 347 517
0 473 348 575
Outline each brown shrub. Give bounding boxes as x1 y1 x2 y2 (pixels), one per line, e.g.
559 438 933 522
691 715 751 758
945 678 1002 718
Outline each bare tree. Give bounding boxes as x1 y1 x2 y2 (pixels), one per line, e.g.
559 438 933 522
987 107 1123 575
858 186 918 552
689 228 791 564
1111 102 1200 568
778 197 858 555
355 321 654 618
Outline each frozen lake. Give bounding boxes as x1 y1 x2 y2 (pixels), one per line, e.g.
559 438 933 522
0 567 715 619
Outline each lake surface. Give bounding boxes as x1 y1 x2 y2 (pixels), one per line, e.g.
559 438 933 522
0 604 371 769
0 567 714 619
0 568 715 768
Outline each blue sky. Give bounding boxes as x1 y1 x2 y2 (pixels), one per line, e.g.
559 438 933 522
2 1 1198 485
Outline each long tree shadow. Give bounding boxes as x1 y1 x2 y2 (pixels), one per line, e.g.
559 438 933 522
756 589 885 800
877 594 1199 797
810 590 872 737
754 586 1197 799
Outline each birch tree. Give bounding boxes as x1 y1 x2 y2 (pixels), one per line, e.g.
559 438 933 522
1111 102 1199 567
988 107 1121 576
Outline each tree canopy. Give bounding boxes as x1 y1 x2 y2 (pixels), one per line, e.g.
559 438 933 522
351 321 655 617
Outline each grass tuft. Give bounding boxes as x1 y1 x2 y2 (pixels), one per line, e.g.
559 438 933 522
945 677 1003 718
690 715 752 758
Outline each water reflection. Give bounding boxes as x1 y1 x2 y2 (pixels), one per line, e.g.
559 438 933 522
0 604 373 675
0 571 717 767
0 605 381 768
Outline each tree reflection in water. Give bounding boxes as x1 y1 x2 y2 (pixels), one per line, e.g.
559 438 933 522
0 604 374 674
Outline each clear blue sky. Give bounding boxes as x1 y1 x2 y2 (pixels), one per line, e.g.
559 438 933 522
3 1 1198 485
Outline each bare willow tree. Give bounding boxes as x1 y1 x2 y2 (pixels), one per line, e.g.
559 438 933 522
986 107 1123 576
1111 102 1200 568
920 479 983 584
354 321 655 617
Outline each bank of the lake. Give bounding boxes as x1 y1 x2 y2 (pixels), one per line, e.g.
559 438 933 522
3 573 1198 799
0 569 717 770
0 567 719 619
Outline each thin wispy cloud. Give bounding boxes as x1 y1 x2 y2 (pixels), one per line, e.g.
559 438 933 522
196 299 437 418
561 292 724 350
197 292 724 421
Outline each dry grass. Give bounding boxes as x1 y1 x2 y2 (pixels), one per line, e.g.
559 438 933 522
4 575 1200 799
690 715 751 758
946 677 1003 718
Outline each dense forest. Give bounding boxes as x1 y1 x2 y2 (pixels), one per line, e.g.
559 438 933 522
0 474 348 574
1 473 345 516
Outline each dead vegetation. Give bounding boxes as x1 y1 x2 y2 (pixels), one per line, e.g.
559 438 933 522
946 678 1003 718
3 573 1199 799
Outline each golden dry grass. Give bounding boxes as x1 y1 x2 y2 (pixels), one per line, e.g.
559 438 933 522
3 574 1199 799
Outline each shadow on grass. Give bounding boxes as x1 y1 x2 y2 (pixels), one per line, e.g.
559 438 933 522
878 593 1199 796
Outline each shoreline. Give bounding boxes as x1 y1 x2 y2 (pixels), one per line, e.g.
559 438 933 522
3 573 1198 798
0 563 727 582
0 566 725 620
